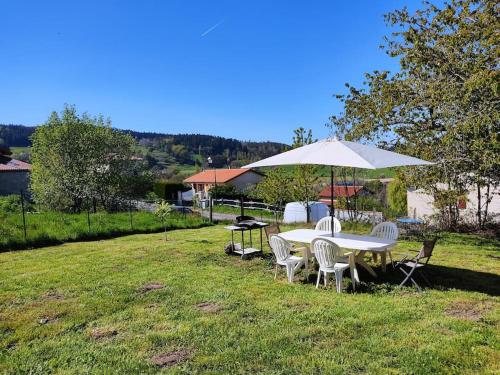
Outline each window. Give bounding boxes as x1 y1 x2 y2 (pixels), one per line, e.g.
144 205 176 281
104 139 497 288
458 197 467 210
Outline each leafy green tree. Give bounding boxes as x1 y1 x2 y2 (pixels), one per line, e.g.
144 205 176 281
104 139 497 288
154 200 173 241
387 178 407 216
291 128 318 222
329 0 499 229
253 167 293 222
30 105 146 212
0 138 11 156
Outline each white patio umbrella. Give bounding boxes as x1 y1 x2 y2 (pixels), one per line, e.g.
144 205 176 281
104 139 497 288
244 137 433 236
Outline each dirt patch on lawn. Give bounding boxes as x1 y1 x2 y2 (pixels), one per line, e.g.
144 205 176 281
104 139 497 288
38 312 64 325
445 300 494 321
42 290 65 301
138 283 164 293
195 302 222 313
89 328 118 340
151 349 192 368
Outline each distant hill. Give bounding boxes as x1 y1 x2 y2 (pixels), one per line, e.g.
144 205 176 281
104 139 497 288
0 124 287 177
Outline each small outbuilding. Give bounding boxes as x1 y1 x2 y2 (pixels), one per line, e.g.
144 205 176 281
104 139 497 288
0 156 32 196
283 201 329 224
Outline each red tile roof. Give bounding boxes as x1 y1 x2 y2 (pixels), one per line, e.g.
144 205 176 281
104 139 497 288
184 168 254 184
319 185 363 198
0 156 32 172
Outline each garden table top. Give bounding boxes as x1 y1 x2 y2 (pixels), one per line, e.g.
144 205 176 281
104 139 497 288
278 229 396 252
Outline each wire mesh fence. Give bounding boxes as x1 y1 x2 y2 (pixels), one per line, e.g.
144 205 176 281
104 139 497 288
0 193 207 252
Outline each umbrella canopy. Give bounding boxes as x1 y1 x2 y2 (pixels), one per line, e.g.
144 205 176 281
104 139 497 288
244 138 433 169
243 138 433 236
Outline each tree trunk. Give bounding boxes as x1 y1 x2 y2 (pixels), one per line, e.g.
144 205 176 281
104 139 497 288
476 181 482 230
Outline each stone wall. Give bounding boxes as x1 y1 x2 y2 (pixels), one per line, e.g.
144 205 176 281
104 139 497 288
0 171 30 196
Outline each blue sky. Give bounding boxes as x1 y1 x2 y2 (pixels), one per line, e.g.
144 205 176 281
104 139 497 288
0 1 424 143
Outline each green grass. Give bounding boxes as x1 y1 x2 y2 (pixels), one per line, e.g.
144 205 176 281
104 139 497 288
0 225 498 374
0 211 208 252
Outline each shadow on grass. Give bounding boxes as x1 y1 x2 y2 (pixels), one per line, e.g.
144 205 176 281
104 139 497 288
290 260 500 296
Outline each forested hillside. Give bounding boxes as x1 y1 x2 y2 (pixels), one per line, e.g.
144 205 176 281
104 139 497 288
0 124 286 179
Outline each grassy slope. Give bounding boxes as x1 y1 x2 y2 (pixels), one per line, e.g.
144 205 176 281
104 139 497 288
0 226 498 374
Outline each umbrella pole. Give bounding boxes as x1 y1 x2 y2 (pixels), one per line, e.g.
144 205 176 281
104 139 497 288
330 166 335 237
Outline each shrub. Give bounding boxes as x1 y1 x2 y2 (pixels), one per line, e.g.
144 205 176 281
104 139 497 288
387 178 407 216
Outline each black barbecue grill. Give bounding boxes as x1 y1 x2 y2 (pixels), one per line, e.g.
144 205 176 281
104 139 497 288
224 216 269 259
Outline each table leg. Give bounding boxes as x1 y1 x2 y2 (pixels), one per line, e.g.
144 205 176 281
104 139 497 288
355 251 377 278
303 248 309 279
380 251 387 273
241 230 245 257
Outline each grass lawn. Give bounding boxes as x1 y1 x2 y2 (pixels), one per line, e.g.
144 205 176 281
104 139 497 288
0 211 208 252
0 225 498 374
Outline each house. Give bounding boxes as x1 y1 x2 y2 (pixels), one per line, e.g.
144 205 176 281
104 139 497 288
407 184 500 223
318 185 367 206
0 156 32 196
184 168 263 200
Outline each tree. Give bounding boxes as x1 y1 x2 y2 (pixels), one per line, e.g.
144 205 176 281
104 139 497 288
253 167 293 222
291 127 318 222
329 0 499 230
387 178 407 216
30 105 147 212
154 200 173 241
0 139 11 156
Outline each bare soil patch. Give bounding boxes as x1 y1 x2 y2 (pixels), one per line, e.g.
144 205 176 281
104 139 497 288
445 301 494 321
138 282 164 293
38 312 64 325
42 290 65 301
89 327 118 340
195 302 222 313
151 349 192 368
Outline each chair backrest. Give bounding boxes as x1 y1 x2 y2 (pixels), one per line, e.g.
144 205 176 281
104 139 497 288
371 222 399 240
311 238 344 268
418 237 438 260
264 224 281 244
269 235 292 262
315 216 341 233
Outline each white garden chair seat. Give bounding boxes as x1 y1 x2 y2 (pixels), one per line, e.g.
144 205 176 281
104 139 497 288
269 235 307 283
312 237 356 293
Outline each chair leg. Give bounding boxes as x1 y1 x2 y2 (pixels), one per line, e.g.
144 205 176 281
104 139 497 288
316 270 321 288
335 270 343 293
388 251 394 268
399 267 422 291
324 272 328 287
274 264 278 280
287 264 293 283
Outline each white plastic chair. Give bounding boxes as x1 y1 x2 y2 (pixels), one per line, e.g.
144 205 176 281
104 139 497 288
315 216 342 233
269 235 306 283
311 237 356 293
370 222 399 267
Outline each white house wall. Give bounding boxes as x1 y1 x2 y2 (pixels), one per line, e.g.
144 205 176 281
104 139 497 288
407 186 500 223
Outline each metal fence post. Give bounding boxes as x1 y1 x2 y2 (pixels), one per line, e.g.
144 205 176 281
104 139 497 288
129 199 133 230
87 198 91 234
20 190 27 241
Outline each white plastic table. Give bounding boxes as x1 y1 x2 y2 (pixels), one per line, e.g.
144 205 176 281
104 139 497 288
278 229 396 279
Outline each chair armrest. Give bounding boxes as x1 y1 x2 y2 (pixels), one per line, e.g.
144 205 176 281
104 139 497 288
394 255 410 268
